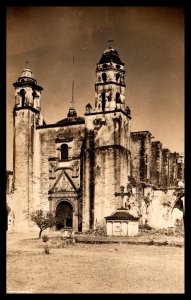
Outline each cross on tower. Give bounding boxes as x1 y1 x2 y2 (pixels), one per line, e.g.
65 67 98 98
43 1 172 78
70 80 75 107
70 56 75 108
25 61 30 69
108 39 114 49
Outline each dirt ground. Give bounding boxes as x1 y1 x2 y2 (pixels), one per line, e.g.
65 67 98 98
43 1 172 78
6 232 184 294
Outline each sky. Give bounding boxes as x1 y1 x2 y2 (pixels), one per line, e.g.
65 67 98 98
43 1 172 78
6 6 184 171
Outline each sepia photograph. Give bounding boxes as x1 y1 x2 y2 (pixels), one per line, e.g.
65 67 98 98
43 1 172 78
6 6 184 294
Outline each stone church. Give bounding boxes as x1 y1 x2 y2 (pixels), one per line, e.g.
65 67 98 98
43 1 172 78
6 46 184 233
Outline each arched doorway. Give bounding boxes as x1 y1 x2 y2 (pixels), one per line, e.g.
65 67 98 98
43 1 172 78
55 201 73 230
171 195 184 232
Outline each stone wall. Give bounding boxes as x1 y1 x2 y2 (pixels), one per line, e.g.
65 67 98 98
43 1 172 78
130 131 152 183
13 108 36 231
177 154 184 181
130 135 184 190
93 147 129 227
6 171 13 194
37 123 85 213
146 188 177 228
83 111 131 231
150 141 162 186
168 152 179 187
161 148 170 188
126 185 183 229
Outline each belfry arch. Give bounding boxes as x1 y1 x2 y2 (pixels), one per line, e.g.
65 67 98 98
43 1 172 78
101 92 106 112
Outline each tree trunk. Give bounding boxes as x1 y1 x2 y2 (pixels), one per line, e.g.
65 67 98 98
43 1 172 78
39 229 43 239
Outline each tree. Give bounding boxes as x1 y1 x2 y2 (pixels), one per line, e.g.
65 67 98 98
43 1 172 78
30 210 56 238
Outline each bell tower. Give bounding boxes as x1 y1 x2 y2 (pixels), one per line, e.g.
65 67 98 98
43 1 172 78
95 46 126 112
13 65 43 114
83 46 131 232
12 65 43 231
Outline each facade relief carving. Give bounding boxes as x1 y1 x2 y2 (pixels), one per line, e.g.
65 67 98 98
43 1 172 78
54 174 74 192
72 161 80 178
49 158 58 179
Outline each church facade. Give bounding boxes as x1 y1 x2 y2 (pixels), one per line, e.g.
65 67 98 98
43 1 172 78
7 46 184 232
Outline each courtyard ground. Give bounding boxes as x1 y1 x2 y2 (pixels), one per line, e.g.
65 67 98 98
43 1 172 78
6 232 184 294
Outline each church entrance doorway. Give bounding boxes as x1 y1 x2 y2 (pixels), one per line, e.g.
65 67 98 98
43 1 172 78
56 201 73 230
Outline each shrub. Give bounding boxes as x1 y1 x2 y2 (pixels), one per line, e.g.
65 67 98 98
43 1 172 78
139 223 153 231
94 225 107 236
174 219 184 236
42 235 49 242
163 241 169 246
43 245 50 254
148 239 154 245
84 225 107 236
50 238 73 248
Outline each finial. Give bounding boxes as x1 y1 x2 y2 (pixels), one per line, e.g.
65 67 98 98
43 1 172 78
68 56 77 118
25 61 30 69
70 56 75 108
108 39 114 49
70 80 75 107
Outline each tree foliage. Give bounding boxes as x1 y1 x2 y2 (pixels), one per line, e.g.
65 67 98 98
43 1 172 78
30 210 56 238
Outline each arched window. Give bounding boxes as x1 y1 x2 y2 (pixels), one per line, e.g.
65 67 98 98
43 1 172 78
101 92 106 112
116 73 120 82
102 73 107 82
32 90 37 100
61 144 68 160
20 89 26 107
116 92 121 103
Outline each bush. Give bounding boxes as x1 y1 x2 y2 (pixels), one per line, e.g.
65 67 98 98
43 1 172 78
163 241 169 246
148 239 154 245
43 245 50 254
50 238 73 248
42 235 49 242
139 223 153 230
94 225 107 236
174 219 184 236
84 225 107 236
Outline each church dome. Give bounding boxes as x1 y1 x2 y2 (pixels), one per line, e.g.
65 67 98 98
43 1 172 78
21 67 34 78
16 66 37 85
99 47 123 65
56 107 85 125
56 116 85 125
67 106 77 118
13 65 43 91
